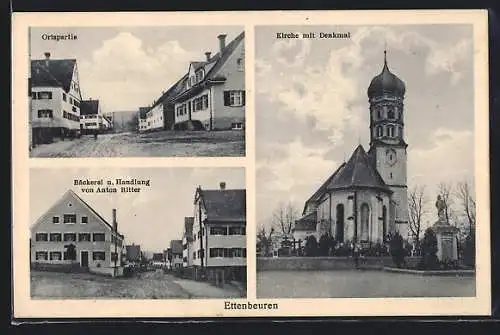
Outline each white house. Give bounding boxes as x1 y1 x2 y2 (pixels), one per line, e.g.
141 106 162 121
190 182 246 282
172 32 245 131
182 217 194 268
80 99 103 134
31 52 83 144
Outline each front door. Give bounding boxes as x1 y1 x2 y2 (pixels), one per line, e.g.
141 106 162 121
81 251 89 267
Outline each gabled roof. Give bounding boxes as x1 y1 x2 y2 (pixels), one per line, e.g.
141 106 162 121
173 31 244 102
138 107 150 119
327 145 389 191
293 211 317 232
31 59 76 93
170 240 183 254
80 100 99 116
125 245 141 260
31 189 123 237
184 217 194 241
197 188 246 223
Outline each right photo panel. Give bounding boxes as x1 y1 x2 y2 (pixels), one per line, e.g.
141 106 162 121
255 25 476 299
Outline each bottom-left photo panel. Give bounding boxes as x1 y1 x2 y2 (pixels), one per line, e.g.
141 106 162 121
28 167 247 299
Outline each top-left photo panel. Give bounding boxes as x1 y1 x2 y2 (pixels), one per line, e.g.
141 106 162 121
28 26 246 158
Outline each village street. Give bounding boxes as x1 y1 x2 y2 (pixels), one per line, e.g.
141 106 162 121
29 130 245 158
31 271 245 299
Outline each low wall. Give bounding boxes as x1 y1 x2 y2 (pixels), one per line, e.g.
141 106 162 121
89 266 124 277
31 262 87 273
257 256 422 271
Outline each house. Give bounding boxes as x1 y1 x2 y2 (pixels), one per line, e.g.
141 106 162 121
125 243 142 263
182 217 195 267
190 182 246 282
294 51 409 248
170 240 183 269
161 32 244 131
138 107 150 133
291 211 318 244
80 99 102 135
30 189 125 277
31 52 83 144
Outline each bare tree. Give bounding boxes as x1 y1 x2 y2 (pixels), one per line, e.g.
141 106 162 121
408 185 428 252
456 180 476 235
257 225 274 256
437 182 454 225
272 202 300 238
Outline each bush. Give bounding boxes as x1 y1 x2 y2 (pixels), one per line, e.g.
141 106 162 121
318 233 334 256
419 228 439 270
388 232 406 268
304 235 319 257
363 242 389 257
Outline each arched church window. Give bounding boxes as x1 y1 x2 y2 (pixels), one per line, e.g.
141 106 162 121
336 204 344 243
382 206 387 243
388 107 395 119
376 126 383 138
376 108 382 119
360 203 370 242
387 125 395 137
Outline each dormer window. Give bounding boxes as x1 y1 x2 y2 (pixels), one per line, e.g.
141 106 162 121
195 70 204 83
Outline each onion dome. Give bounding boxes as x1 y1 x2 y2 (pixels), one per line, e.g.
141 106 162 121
367 51 406 98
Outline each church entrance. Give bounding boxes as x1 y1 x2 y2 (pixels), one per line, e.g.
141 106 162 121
336 204 344 243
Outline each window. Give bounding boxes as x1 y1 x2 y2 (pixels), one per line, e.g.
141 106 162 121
111 252 118 262
237 58 244 71
387 125 395 137
69 97 73 104
376 108 382 119
62 93 67 102
72 106 78 113
78 233 91 242
49 252 62 261
231 122 243 130
35 251 48 260
35 233 48 241
193 252 196 259
37 91 52 99
64 249 77 261
210 226 227 235
63 233 76 242
37 109 53 118
224 90 245 107
232 248 245 258
93 251 106 261
209 248 224 258
202 95 208 109
376 125 383 137
195 70 204 82
63 214 76 224
52 216 60 224
360 203 370 242
93 233 105 242
387 108 395 119
31 92 37 99
81 216 88 224
229 227 245 235
49 233 62 242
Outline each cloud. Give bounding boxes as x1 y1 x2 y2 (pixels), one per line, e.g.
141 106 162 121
425 39 472 85
271 34 312 67
78 32 197 112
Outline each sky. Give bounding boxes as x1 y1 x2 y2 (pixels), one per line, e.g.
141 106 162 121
30 26 243 114
30 167 245 253
255 24 475 231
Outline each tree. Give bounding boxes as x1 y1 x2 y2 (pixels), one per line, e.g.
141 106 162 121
257 225 274 257
456 180 476 236
437 182 453 225
388 231 405 268
304 235 318 257
127 112 139 132
419 227 439 270
408 185 428 254
272 202 300 238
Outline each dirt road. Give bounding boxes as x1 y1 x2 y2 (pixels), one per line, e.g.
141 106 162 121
30 130 245 158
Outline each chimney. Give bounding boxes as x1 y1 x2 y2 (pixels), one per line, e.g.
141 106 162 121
112 209 117 231
219 182 226 190
217 34 227 53
205 52 211 61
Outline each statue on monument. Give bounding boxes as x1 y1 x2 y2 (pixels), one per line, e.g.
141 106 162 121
435 195 447 223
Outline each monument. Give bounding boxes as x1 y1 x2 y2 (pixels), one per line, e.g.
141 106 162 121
431 195 459 262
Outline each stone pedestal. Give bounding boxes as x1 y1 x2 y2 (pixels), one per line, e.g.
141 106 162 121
431 221 459 262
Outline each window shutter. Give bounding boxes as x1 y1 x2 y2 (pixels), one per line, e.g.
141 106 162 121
242 90 246 106
223 91 230 106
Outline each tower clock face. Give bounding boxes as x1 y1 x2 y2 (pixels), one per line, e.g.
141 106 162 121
386 149 397 166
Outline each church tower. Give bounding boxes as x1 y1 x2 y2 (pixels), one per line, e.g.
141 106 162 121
367 50 409 239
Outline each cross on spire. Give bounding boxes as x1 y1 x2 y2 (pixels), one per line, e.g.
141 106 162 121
383 41 388 68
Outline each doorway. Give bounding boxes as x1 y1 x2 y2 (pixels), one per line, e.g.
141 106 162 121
80 251 89 267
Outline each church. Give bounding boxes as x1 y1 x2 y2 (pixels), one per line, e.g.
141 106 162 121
293 51 409 247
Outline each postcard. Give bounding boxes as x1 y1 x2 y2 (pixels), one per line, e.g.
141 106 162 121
11 10 490 319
